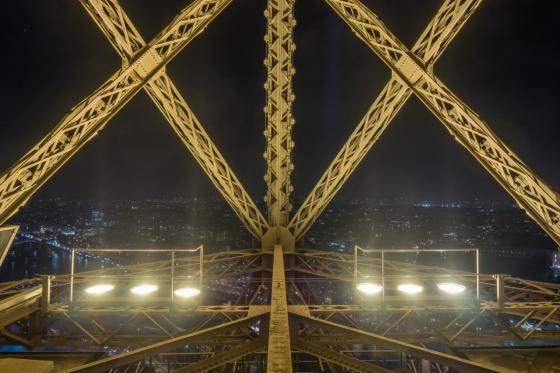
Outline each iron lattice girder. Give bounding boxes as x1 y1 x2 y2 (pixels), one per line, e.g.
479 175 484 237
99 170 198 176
324 0 560 245
292 338 392 372
81 0 268 240
288 0 483 240
289 312 499 373
173 339 265 372
264 0 296 226
62 311 268 373
3 249 560 370
0 0 262 234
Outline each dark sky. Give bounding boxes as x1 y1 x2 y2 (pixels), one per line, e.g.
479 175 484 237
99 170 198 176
1 0 559 206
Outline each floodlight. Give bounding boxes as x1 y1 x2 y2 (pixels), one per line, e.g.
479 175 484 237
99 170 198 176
397 283 423 294
356 282 383 295
174 287 201 298
85 284 114 295
437 282 466 295
130 284 158 295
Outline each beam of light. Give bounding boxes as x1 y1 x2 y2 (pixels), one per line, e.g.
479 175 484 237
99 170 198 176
174 287 200 298
85 284 114 295
356 282 383 295
130 284 158 295
437 282 466 295
397 283 423 295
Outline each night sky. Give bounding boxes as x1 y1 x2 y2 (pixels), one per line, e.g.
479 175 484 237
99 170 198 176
1 1 559 207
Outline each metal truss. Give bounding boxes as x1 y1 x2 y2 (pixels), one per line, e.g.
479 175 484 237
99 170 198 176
81 0 268 240
2 248 560 372
288 0 482 240
0 0 270 241
264 0 296 227
1 0 560 371
324 0 560 245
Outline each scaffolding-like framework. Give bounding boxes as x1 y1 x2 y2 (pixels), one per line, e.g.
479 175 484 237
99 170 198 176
1 0 559 371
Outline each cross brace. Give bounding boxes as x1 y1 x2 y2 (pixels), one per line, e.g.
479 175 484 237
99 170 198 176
288 0 483 240
81 0 268 240
324 0 560 245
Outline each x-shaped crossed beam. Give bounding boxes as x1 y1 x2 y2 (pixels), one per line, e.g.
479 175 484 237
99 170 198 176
289 0 483 240
80 0 269 239
0 0 269 240
291 0 560 246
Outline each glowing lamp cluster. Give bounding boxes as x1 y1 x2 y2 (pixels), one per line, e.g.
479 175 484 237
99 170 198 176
84 284 201 299
131 284 158 295
356 281 466 296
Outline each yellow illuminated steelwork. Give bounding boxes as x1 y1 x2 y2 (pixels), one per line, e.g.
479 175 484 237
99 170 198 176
264 0 296 227
324 0 560 246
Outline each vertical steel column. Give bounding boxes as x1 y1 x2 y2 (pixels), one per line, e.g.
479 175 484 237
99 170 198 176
267 245 293 372
264 0 296 227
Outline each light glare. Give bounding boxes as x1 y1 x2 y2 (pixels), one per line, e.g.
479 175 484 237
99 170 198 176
437 282 466 294
85 284 114 295
356 282 383 295
397 283 423 294
131 284 158 295
174 287 201 298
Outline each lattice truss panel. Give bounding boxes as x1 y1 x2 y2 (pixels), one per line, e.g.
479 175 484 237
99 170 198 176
0 0 558 247
0 0 560 370
263 0 296 226
0 0 269 240
1 249 560 372
289 0 483 240
317 0 560 245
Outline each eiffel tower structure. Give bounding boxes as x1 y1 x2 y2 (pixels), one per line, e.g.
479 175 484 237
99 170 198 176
1 0 560 372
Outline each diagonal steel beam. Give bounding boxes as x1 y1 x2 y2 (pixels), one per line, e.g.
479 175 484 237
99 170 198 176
292 338 392 373
288 0 483 240
0 0 232 231
325 0 560 246
174 339 265 372
290 312 499 373
80 0 268 240
62 311 267 373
